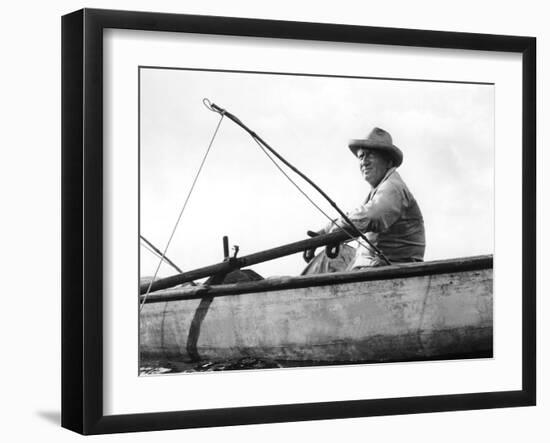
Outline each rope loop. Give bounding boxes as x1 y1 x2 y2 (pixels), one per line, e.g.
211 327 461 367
203 98 226 116
202 98 214 111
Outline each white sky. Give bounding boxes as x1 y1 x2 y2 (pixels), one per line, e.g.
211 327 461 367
139 68 494 280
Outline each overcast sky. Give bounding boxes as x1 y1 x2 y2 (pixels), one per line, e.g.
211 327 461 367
139 68 494 280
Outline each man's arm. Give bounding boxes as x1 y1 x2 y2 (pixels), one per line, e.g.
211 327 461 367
328 182 406 235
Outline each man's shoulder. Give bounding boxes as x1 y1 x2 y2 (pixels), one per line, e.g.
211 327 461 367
382 170 407 190
380 170 416 203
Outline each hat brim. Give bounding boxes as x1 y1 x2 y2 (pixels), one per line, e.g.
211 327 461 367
348 140 403 167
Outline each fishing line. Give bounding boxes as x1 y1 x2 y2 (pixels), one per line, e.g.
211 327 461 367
140 113 225 311
250 136 377 255
250 137 335 224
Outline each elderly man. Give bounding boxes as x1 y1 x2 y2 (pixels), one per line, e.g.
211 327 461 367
302 127 425 273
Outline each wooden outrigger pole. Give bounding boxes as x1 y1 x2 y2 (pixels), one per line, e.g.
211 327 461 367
139 230 352 294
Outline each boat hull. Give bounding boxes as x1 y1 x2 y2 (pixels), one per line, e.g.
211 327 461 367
140 256 493 364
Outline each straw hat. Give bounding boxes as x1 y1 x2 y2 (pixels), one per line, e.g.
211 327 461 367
348 127 403 167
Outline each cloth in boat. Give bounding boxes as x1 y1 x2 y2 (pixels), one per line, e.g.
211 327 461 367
302 167 425 274
301 243 356 275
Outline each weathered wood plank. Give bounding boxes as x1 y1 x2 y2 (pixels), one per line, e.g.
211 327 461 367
141 255 492 304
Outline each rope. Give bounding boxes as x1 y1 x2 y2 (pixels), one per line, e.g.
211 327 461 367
251 137 335 223
139 113 225 311
250 137 377 255
251 131 390 264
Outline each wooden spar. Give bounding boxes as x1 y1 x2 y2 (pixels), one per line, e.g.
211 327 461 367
140 230 353 294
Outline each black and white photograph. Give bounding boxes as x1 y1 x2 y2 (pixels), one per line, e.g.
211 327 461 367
138 67 494 375
0 0 545 437
51 3 539 438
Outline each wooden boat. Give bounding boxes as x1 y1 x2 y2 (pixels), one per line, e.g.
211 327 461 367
139 103 493 367
140 253 493 365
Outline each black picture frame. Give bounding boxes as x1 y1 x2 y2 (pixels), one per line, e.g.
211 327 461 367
61 8 536 435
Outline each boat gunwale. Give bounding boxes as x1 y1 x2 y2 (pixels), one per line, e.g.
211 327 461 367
141 254 493 304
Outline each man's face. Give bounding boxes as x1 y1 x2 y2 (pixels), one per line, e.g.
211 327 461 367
357 148 392 187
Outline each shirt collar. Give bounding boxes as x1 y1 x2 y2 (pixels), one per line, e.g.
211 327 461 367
366 167 397 202
373 167 397 191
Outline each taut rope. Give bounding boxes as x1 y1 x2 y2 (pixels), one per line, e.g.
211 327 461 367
139 113 225 311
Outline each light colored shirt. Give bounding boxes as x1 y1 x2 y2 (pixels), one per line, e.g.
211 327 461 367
328 167 425 269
